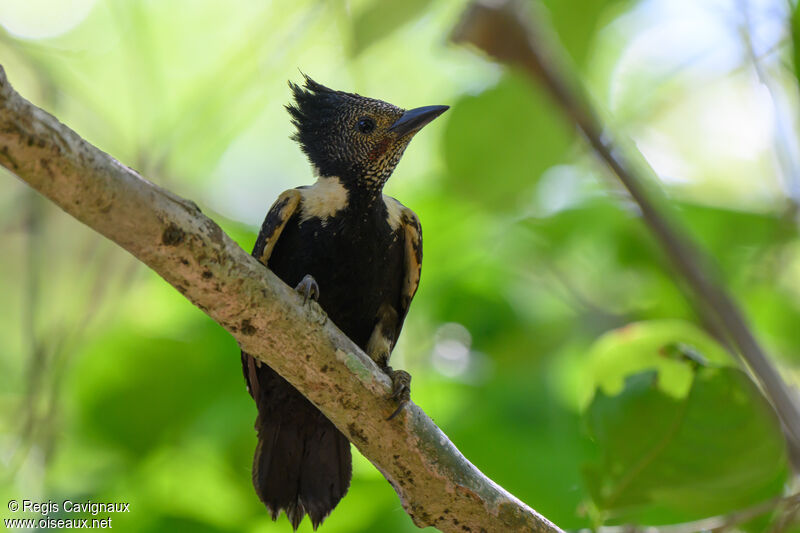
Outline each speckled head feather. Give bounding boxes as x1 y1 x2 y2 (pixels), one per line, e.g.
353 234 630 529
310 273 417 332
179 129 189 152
286 75 412 194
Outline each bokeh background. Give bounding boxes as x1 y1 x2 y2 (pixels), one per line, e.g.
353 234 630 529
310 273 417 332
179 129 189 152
2 0 800 531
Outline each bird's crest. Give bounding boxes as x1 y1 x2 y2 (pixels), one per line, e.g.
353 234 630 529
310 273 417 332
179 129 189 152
286 75 360 148
284 74 444 192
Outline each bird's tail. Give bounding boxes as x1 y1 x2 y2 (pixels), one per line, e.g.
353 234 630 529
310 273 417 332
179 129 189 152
248 360 351 530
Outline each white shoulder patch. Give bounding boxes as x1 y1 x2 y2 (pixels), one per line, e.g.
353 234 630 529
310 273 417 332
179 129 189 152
300 177 349 224
383 195 405 231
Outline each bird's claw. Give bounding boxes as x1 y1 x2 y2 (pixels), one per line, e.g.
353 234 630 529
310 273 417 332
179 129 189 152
295 274 320 304
386 368 411 420
295 274 327 324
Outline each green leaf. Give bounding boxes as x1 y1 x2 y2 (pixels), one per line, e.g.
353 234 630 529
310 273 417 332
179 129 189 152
582 320 733 406
442 73 575 211
349 0 432 57
583 367 788 525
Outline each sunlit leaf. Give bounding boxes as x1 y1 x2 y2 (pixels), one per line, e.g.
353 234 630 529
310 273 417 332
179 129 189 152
583 319 733 405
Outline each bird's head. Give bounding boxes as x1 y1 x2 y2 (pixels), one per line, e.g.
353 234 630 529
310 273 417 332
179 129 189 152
287 75 448 194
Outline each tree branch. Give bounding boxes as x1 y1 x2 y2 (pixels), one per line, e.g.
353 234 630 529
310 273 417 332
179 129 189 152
451 0 800 459
0 65 562 532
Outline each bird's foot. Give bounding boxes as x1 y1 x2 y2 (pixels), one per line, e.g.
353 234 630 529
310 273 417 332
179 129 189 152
295 274 326 325
386 367 411 420
295 274 319 304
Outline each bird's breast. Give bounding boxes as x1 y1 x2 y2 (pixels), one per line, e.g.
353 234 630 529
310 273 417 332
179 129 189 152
268 207 405 349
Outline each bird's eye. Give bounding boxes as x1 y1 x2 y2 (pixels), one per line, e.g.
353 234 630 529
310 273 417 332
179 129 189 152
356 117 375 134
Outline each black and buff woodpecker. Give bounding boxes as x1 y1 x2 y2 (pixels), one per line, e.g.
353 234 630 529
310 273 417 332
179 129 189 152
240 76 448 530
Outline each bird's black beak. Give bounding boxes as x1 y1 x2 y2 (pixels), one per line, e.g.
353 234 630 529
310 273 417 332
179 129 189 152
389 105 449 137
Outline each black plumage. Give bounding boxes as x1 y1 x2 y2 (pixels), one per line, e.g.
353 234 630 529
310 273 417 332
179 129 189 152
241 76 447 530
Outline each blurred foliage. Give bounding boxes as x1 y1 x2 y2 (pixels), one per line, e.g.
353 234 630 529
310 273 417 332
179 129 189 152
585 366 787 526
2 0 800 532
350 0 433 56
443 73 576 209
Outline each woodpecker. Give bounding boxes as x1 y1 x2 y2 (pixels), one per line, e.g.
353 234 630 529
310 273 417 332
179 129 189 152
240 76 447 530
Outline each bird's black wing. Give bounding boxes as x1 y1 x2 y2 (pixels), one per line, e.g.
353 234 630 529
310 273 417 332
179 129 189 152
243 187 352 529
252 189 303 266
242 188 302 399
366 197 423 365
395 206 422 341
